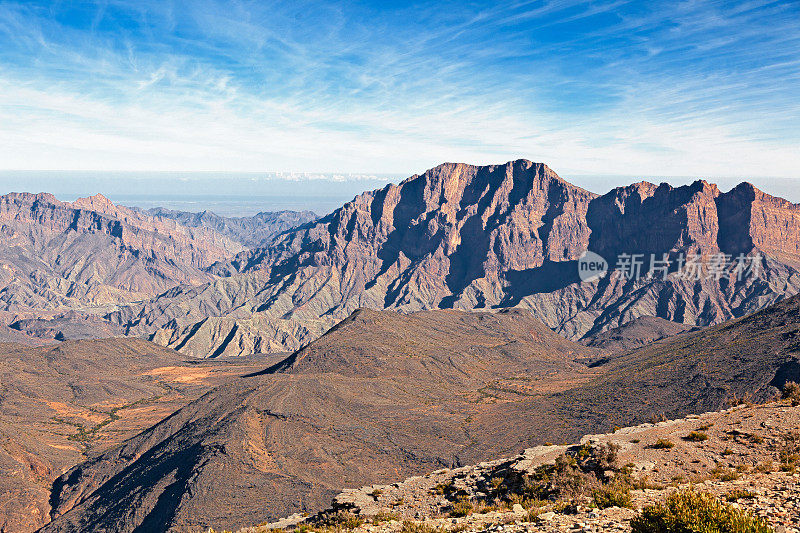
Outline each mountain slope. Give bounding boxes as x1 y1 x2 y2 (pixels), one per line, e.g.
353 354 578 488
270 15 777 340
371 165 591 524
113 160 800 357
44 308 594 532
0 192 243 316
45 295 800 532
0 338 274 532
580 316 693 354
270 401 800 533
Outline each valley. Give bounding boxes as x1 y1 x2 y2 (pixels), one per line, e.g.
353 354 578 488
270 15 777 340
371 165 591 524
0 161 797 531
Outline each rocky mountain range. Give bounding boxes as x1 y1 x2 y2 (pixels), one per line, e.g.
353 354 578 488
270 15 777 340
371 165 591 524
0 165 798 530
41 294 800 532
0 191 317 346
110 160 800 358
145 207 317 249
0 192 241 314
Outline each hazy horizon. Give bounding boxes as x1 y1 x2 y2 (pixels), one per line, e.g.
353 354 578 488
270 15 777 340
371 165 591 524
2 167 798 217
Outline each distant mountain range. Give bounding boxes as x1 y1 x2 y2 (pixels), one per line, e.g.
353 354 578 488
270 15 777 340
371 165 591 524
0 192 317 345
1 161 798 356
0 162 798 531
144 207 317 249
0 192 241 314
106 159 799 357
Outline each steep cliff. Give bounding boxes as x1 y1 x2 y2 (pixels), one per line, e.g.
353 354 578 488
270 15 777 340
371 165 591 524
112 160 800 356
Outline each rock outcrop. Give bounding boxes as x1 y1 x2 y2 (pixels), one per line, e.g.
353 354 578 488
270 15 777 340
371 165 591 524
262 401 800 533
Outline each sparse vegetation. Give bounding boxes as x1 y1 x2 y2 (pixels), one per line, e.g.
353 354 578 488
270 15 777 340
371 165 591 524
522 507 542 522
319 511 364 530
779 431 800 472
782 381 800 406
399 521 444 533
372 511 400 524
592 482 633 509
449 496 474 517
710 466 740 481
630 489 773 533
725 489 756 502
755 460 774 473
433 481 454 495
684 431 709 442
652 438 675 449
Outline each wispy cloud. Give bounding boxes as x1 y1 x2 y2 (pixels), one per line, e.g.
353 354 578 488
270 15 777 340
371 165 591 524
0 0 797 180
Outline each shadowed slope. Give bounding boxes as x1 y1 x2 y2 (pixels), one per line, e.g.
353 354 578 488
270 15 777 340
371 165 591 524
0 338 275 532
45 296 800 532
112 161 800 357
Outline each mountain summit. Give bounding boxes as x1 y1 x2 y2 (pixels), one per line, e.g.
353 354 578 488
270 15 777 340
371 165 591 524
113 160 800 357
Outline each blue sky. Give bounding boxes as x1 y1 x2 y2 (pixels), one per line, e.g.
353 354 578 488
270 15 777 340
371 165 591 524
0 0 798 180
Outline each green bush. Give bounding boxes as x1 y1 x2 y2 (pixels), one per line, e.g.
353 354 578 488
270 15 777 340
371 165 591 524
653 438 675 449
592 482 633 509
630 489 772 533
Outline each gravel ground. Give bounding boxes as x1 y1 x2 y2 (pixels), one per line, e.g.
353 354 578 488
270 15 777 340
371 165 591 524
235 401 800 533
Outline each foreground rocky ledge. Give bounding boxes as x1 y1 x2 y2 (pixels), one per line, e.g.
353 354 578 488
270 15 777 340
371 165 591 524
230 400 800 533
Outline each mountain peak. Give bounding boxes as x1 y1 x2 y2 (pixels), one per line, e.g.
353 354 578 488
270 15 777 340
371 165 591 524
72 193 117 214
119 160 800 358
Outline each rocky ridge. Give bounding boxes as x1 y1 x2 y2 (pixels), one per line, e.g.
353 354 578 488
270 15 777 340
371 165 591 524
0 192 243 314
240 401 800 533
112 160 800 357
579 316 694 355
145 207 318 249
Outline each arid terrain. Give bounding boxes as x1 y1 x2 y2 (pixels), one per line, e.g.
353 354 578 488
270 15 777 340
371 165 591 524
2 162 799 358
0 161 797 532
111 160 800 357
4 0 798 530
0 338 282 532
241 399 799 533
39 294 800 532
